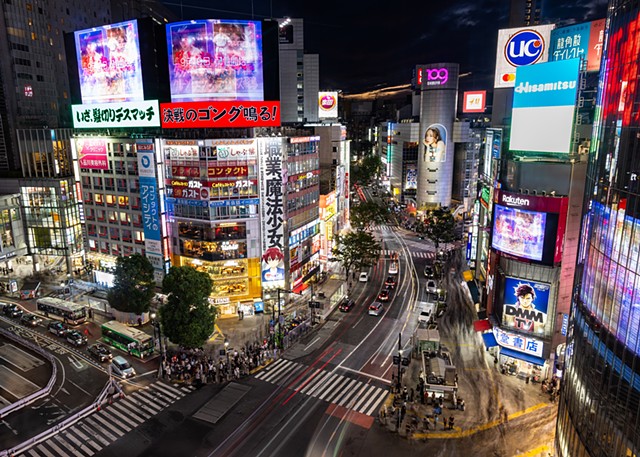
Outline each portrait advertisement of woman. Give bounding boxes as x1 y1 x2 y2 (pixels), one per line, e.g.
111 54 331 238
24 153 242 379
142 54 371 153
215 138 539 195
423 124 447 163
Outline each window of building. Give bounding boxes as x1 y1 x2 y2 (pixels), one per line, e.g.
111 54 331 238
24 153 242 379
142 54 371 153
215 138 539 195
31 32 37 41
26 3 32 11
94 194 103 205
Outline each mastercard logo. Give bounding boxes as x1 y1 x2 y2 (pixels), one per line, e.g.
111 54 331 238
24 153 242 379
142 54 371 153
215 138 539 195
319 94 337 111
501 73 516 82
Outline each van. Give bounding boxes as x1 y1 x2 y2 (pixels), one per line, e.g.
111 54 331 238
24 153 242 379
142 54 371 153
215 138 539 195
418 302 437 324
111 356 136 378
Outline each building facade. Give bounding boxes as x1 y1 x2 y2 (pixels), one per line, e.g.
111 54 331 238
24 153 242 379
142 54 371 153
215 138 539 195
556 4 640 455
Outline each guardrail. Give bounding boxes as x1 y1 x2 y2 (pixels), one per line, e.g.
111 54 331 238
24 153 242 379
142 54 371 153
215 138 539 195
0 327 57 419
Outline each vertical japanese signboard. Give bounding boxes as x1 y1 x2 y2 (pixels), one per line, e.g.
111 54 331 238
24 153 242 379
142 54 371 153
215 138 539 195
258 138 285 289
136 141 163 266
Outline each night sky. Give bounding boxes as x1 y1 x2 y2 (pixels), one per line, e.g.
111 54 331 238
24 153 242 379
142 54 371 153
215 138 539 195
159 0 609 93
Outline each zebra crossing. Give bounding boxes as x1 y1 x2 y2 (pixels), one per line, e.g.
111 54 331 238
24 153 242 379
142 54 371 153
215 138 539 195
254 358 388 417
372 225 395 231
16 381 195 457
379 249 435 260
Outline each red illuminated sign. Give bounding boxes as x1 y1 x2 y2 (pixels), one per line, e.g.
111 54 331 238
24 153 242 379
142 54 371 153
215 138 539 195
463 91 487 113
170 166 200 178
161 101 281 128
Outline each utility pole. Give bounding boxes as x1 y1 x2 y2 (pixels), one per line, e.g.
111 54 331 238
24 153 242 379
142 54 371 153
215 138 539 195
397 332 402 391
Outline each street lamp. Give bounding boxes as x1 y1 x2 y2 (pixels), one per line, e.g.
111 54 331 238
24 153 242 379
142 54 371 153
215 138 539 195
150 312 165 357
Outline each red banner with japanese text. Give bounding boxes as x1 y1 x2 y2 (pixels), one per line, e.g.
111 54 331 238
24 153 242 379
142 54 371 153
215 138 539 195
161 101 281 128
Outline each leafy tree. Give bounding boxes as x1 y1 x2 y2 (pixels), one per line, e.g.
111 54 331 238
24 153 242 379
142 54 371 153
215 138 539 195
107 254 155 314
160 266 215 349
352 153 384 186
331 230 382 280
350 200 391 231
422 206 457 250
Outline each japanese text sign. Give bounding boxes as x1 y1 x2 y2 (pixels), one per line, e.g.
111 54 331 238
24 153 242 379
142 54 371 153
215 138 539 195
160 101 280 128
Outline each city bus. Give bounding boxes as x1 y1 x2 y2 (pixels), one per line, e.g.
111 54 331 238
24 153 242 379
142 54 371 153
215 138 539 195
101 320 154 359
36 297 87 326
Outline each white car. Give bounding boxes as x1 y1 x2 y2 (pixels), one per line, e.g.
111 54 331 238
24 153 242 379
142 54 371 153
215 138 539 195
426 280 438 295
359 272 369 282
368 302 384 316
388 262 399 275
111 356 136 378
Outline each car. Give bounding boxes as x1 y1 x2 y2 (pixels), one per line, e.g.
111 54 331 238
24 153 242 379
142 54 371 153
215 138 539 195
359 272 369 282
437 289 447 304
339 298 356 312
388 262 399 275
111 355 136 378
426 280 438 295
424 266 435 279
378 288 391 302
66 330 87 347
3 304 23 318
368 302 384 316
20 313 42 327
88 343 113 362
48 321 70 337
384 276 397 288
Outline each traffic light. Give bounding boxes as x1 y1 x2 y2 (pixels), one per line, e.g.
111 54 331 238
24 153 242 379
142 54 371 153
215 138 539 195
393 355 400 364
402 357 410 366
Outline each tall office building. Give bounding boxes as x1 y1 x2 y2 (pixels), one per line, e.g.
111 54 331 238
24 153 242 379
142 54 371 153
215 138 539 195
277 18 319 123
509 0 542 27
556 3 640 456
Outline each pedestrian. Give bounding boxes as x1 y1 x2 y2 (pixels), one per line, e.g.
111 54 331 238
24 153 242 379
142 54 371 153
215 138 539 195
403 386 408 401
448 416 454 430
410 388 414 403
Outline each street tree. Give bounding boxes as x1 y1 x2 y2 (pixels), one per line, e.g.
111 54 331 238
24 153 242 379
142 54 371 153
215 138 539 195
331 230 381 280
160 266 215 349
352 153 383 186
107 254 155 314
350 200 391 231
422 206 457 250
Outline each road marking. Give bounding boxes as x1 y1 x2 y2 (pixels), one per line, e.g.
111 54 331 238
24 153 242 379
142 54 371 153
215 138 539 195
351 315 364 328
514 444 551 456
304 337 321 351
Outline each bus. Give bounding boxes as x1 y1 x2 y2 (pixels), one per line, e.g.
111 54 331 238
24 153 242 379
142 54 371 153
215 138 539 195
101 320 154 359
36 297 87 325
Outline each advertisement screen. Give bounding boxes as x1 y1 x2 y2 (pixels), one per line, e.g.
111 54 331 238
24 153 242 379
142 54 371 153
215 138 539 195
550 20 605 72
492 204 547 261
74 20 144 104
405 166 417 190
76 138 109 170
494 24 555 88
502 277 550 334
422 123 447 163
463 91 487 113
166 19 264 102
510 59 580 154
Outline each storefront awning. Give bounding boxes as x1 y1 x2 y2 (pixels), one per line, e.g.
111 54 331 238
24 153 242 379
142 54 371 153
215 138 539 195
500 347 546 366
474 319 491 332
481 332 498 349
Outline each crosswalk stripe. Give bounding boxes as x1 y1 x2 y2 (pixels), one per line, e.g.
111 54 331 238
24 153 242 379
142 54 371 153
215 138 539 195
151 382 182 399
118 397 154 419
71 426 103 453
297 368 325 395
338 381 367 408
262 360 302 384
92 412 127 435
156 380 188 396
327 378 358 404
352 384 376 412
137 389 172 407
129 394 163 414
364 389 390 416
26 449 40 457
357 386 385 414
110 400 146 423
305 371 335 397
99 410 132 433
104 403 140 428
317 376 350 401
78 421 111 447
254 359 286 380
313 373 341 399
58 430 90 456
33 442 56 457
83 416 119 441
49 437 76 457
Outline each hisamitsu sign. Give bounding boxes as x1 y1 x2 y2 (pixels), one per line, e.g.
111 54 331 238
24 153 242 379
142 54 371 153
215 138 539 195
161 101 281 128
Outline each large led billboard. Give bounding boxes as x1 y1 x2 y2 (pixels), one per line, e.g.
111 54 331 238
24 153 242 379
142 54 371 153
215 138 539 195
74 20 144 104
502 277 550 334
510 58 580 154
494 24 555 88
318 92 338 119
492 191 569 265
166 19 264 102
549 19 605 72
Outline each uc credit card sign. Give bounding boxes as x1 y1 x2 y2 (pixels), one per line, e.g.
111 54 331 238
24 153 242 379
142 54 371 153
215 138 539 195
494 24 555 88
510 59 580 153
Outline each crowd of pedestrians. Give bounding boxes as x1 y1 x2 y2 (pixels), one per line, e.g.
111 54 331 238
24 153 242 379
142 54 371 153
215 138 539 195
160 342 277 385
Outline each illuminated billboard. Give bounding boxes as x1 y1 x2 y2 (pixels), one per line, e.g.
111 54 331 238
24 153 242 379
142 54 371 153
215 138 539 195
72 100 160 129
161 101 280 128
166 19 264 102
494 24 555 88
549 19 605 72
258 138 285 289
405 166 417 190
318 92 338 119
76 138 108 170
462 91 487 113
502 277 550 334
510 58 580 154
74 20 144 104
492 191 569 264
